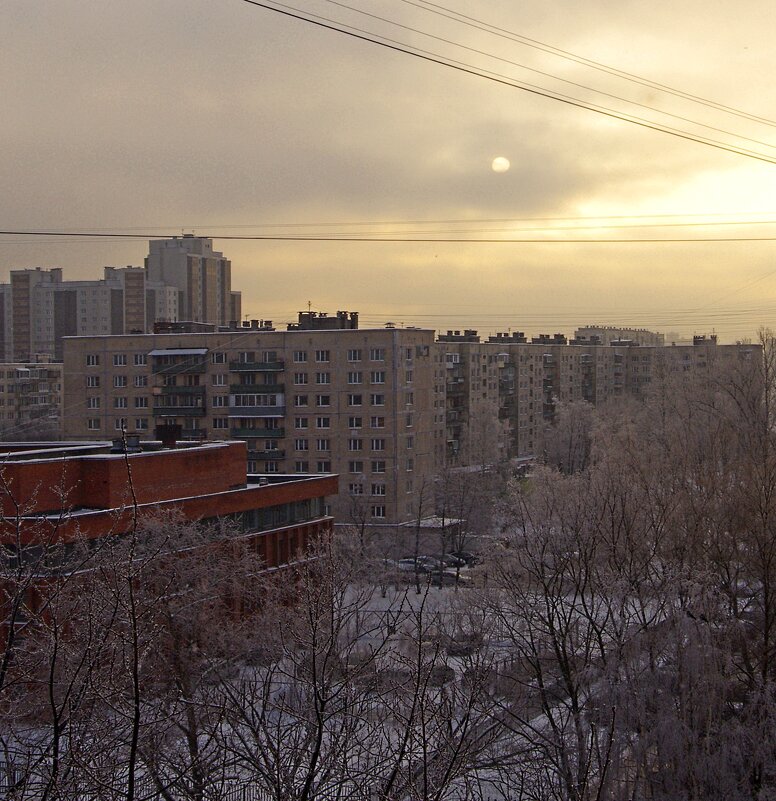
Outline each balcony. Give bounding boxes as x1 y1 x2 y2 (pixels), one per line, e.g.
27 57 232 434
153 406 207 417
159 385 206 395
229 383 285 394
228 405 285 418
247 449 285 460
231 427 285 439
229 360 284 372
152 361 206 376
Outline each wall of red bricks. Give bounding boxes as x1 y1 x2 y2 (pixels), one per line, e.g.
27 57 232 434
0 442 249 516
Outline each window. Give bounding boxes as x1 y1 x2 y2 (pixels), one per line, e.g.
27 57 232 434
212 374 227 386
347 349 362 361
316 416 330 429
348 393 363 406
372 460 386 473
114 418 127 431
315 372 330 385
317 460 332 473
294 395 309 407
315 350 330 363
316 438 330 451
371 483 386 496
87 418 100 430
406 458 414 472
294 372 308 385
316 394 330 407
371 505 386 519
348 371 362 384
406 412 414 427
238 351 255 363
370 347 385 361
348 416 362 428
86 354 100 366
295 438 309 451
213 417 229 429
349 483 364 495
405 369 413 383
213 395 228 407
113 376 128 388
370 393 385 406
370 370 386 384
134 353 147 366
293 350 307 363
294 460 309 472
134 397 149 409
212 352 226 364
135 418 149 431
295 417 309 429
406 435 414 449
370 416 385 428
87 397 100 409
405 391 414 406
406 347 413 360
265 462 280 474
86 375 100 388
349 460 364 473
134 375 147 388
348 438 363 451
371 438 386 451
113 354 127 367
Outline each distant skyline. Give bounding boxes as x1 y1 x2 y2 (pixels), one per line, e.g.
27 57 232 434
3 0 776 341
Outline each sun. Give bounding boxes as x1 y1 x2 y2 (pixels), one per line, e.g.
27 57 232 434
491 156 510 173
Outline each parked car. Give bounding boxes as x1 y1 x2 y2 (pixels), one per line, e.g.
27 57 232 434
430 570 473 588
448 550 480 566
440 553 467 568
396 558 427 572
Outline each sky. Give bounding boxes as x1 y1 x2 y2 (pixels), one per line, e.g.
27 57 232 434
2 0 776 341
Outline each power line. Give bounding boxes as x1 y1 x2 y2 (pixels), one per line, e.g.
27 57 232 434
5 230 776 243
29 212 776 229
319 0 776 152
240 0 776 166
401 0 776 130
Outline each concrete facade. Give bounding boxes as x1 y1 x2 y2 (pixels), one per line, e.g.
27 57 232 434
62 326 444 526
0 359 62 440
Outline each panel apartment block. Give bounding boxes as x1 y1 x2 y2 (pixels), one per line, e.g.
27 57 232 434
62 327 443 526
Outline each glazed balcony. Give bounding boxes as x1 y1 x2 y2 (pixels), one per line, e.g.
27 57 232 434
229 361 284 372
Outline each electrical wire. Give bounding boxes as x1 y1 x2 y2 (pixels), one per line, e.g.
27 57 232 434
5 230 776 243
319 0 776 152
401 0 776 130
240 0 776 166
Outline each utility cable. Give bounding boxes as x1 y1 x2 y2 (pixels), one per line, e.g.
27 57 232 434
5 230 776 243
402 0 776 129
320 0 776 152
240 0 776 166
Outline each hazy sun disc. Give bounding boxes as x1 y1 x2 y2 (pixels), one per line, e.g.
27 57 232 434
491 156 510 173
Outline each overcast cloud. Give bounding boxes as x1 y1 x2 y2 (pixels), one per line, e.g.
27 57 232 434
2 0 776 339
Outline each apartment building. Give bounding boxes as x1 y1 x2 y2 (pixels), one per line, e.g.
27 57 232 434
0 358 62 440
2 266 158 361
62 322 443 526
1 237 239 362
574 325 666 346
438 331 756 464
146 235 239 326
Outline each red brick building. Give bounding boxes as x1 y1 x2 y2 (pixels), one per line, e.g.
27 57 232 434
0 439 338 639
